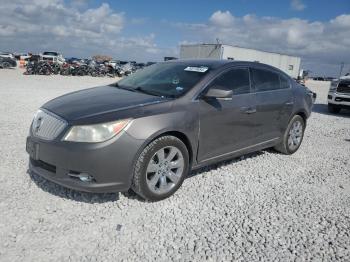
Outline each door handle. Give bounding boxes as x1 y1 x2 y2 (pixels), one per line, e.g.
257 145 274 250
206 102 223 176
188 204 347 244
285 101 294 105
240 107 257 114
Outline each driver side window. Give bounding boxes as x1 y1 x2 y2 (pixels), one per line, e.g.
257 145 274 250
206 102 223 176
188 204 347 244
209 68 251 95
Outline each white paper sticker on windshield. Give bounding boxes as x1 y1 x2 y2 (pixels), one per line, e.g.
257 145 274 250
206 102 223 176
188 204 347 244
184 66 208 73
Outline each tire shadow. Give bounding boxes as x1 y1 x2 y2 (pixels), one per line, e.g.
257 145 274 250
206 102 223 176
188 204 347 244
188 151 265 179
312 103 350 118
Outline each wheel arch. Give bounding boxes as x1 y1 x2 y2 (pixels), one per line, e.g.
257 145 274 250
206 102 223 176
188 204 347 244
294 111 307 125
128 129 195 188
150 131 194 167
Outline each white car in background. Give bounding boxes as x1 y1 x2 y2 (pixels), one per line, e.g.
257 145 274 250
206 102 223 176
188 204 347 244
19 53 31 60
0 52 14 59
328 76 350 113
41 51 65 64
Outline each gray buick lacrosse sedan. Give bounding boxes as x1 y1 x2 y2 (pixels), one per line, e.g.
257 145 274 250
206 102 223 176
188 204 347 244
26 60 315 201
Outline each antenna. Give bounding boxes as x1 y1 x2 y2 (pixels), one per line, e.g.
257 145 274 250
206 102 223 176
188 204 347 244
339 62 345 78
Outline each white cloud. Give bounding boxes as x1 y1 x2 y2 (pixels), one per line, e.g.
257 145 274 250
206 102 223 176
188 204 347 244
209 10 234 27
290 0 306 11
0 2 349 74
175 11 350 75
0 0 168 61
331 14 350 27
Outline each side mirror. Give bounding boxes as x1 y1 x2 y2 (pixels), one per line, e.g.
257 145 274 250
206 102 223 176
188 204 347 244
204 87 233 100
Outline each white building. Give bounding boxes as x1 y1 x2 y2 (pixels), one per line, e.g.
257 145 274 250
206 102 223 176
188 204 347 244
180 44 301 78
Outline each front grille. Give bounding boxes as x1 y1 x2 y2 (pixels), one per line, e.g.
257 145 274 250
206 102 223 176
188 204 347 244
337 81 350 94
31 109 67 140
31 159 56 173
335 97 350 102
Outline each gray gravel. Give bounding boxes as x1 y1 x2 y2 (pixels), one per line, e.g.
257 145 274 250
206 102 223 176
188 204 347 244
0 69 349 261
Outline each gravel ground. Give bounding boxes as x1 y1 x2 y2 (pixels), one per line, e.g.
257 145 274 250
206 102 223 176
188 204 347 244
0 69 349 261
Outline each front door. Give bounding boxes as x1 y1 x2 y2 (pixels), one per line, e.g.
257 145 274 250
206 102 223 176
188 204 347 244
197 67 257 162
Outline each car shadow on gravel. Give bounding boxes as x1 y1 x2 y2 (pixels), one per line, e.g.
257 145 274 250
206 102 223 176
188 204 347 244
27 151 267 203
312 103 350 118
28 170 121 203
188 151 265 179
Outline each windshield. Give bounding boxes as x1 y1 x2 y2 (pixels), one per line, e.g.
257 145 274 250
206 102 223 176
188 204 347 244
43 52 58 56
117 63 210 98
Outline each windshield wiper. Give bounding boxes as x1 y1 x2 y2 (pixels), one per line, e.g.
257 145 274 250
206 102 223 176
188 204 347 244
115 83 137 92
115 84 173 98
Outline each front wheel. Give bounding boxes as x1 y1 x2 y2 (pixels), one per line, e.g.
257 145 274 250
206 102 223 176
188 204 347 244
132 136 189 201
1 62 11 69
274 115 305 155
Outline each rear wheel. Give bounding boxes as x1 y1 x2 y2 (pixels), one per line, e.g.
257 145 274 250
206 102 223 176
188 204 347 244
132 136 189 201
274 115 305 155
328 104 341 114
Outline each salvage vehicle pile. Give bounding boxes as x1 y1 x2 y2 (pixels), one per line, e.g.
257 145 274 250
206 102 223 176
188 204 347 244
24 59 141 77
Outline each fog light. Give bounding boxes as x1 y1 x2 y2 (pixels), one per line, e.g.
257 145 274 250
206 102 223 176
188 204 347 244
68 172 94 182
79 174 94 182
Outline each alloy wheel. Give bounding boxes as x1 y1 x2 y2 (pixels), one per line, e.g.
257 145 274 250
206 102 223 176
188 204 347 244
288 120 303 151
146 146 184 195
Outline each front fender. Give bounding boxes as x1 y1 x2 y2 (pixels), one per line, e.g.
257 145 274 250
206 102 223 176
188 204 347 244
124 108 199 185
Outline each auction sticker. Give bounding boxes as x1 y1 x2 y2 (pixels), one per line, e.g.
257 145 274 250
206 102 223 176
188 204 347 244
184 66 209 73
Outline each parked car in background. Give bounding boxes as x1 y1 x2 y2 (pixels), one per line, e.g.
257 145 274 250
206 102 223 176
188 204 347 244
328 77 350 113
41 51 65 64
0 56 17 68
146 62 156 66
26 60 315 201
65 57 81 64
119 61 133 75
13 53 31 60
107 60 119 68
164 57 178 61
0 52 14 59
313 77 326 81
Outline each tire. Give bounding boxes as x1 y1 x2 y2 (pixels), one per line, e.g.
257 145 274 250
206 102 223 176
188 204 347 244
1 62 10 69
274 115 305 155
132 136 190 201
328 104 341 114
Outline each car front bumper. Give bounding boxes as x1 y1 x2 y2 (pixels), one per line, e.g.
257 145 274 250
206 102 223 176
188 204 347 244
26 131 144 193
328 92 350 107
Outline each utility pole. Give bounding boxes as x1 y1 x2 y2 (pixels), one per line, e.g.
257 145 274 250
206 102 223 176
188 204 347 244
339 62 345 78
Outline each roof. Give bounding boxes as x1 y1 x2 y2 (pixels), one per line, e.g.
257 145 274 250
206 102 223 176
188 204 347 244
165 59 231 68
164 59 292 77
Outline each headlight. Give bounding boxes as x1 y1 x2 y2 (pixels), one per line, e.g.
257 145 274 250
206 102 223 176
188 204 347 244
329 81 338 92
63 119 131 143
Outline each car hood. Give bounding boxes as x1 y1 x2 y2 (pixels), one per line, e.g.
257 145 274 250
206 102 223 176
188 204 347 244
42 85 166 122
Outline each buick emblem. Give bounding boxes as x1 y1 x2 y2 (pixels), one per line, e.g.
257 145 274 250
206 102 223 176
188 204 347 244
34 116 43 133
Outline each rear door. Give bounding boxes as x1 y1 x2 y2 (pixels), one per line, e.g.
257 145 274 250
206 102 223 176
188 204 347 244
197 67 257 162
250 67 294 142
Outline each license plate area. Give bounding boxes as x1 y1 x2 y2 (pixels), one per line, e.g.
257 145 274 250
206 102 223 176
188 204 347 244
26 138 39 160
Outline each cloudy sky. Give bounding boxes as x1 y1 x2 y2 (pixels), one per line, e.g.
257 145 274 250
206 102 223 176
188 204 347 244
1 0 349 76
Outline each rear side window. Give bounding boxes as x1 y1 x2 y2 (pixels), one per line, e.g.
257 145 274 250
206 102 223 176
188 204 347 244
209 68 251 95
251 68 281 92
279 75 290 89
